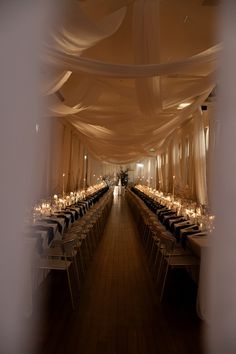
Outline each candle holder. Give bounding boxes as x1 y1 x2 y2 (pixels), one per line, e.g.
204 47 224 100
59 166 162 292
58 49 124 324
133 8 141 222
172 175 175 201
62 173 66 197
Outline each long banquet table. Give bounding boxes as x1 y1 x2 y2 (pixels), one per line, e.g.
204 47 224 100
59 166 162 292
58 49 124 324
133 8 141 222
23 185 109 316
130 186 210 320
131 186 208 251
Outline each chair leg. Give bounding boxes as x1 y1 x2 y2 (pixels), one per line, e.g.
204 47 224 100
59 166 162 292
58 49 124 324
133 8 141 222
75 243 85 278
86 231 93 259
160 261 169 302
66 266 75 310
73 255 80 290
153 245 159 268
150 241 159 271
149 239 155 266
84 236 91 263
156 252 164 284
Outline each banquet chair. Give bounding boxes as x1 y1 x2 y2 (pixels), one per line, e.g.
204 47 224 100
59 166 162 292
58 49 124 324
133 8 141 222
157 233 200 302
145 217 163 253
155 230 194 278
36 240 78 310
66 226 92 271
45 237 81 285
148 223 166 267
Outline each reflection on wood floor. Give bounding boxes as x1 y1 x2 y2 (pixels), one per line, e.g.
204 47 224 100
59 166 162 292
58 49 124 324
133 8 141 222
32 194 202 354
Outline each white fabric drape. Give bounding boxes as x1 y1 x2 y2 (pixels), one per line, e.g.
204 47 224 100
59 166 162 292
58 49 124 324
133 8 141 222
157 155 163 190
43 0 127 96
44 44 220 78
206 3 236 352
43 118 126 196
46 2 127 56
42 70 72 96
193 109 208 205
154 106 209 203
40 0 218 204
41 118 88 196
49 102 85 117
48 101 87 117
41 0 219 164
59 88 212 164
133 0 162 115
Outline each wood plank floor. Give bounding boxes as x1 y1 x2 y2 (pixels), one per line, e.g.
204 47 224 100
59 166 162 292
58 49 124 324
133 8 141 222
32 194 203 354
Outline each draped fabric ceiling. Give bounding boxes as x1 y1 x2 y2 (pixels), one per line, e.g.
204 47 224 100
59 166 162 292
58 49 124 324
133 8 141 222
43 0 218 164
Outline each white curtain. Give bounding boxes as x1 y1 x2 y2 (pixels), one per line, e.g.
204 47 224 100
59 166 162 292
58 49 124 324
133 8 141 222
41 118 88 196
153 109 209 203
193 108 208 205
157 155 163 191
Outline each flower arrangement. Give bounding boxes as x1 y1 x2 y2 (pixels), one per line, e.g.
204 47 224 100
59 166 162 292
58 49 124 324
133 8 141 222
117 167 129 186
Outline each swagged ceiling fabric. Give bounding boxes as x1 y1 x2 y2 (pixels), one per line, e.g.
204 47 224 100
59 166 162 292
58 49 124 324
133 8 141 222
43 0 219 164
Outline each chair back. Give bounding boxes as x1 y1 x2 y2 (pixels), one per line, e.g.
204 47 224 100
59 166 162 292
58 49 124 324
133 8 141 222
159 233 176 255
62 238 77 255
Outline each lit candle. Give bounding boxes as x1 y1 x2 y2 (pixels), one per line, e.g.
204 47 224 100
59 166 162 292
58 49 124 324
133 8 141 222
62 173 65 197
172 175 175 200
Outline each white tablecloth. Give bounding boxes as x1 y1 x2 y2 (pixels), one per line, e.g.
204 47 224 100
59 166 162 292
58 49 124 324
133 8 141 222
188 235 210 321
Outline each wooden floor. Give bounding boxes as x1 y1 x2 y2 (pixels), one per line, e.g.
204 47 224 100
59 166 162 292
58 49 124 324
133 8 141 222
32 194 203 354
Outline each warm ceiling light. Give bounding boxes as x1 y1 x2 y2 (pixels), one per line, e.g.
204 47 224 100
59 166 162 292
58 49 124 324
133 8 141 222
177 102 191 110
136 163 144 168
184 15 189 23
149 148 155 152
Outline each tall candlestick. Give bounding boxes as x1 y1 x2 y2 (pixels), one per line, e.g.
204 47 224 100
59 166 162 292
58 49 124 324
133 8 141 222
84 155 88 190
172 175 175 200
62 173 65 197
